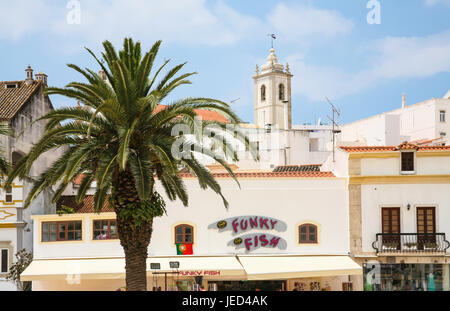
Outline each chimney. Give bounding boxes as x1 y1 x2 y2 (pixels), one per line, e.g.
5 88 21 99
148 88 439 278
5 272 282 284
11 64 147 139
35 71 48 86
402 93 406 109
25 65 34 85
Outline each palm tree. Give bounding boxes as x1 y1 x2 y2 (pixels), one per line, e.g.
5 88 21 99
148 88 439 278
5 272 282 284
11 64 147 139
0 123 11 176
6 38 257 291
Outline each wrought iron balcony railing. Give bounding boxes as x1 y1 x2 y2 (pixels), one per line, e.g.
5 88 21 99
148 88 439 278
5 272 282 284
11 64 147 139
372 233 450 254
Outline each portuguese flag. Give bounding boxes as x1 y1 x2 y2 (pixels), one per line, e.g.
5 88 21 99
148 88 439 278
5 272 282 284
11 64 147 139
176 243 193 255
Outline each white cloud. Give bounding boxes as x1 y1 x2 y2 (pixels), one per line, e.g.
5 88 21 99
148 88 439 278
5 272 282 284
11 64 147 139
0 0 353 47
267 3 353 41
0 0 51 40
288 31 450 101
286 54 374 101
425 0 450 6
0 0 263 47
370 31 450 79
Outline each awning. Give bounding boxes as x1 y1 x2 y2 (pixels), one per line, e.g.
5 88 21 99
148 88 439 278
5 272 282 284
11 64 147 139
21 258 126 281
21 256 246 282
237 255 362 280
21 255 362 282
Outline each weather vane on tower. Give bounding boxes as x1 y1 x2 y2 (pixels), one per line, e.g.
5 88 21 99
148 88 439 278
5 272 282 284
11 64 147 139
267 34 276 49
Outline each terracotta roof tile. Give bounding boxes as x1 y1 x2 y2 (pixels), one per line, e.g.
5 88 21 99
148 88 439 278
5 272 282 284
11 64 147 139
397 142 419 150
0 80 42 120
179 171 335 178
154 104 229 123
57 195 114 214
340 145 450 153
73 169 335 186
417 146 450 151
339 146 397 152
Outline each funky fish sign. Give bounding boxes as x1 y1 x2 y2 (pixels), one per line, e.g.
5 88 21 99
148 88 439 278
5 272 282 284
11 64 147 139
208 215 287 236
209 215 288 253
228 233 287 253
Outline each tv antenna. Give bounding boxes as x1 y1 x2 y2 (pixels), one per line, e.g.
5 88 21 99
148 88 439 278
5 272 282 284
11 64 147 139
230 98 240 104
325 97 341 162
267 34 276 49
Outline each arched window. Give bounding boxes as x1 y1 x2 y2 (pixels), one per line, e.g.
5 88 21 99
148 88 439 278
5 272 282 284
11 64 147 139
261 85 266 101
279 84 285 101
298 223 318 244
175 224 194 244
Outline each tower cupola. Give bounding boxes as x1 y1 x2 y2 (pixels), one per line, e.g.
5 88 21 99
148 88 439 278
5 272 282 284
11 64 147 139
253 48 293 130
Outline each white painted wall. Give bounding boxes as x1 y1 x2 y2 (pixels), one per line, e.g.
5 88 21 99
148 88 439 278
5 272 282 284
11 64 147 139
360 155 450 176
32 177 350 260
361 183 450 253
340 97 450 147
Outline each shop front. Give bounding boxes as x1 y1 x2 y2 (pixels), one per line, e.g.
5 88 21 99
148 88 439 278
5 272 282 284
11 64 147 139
23 176 361 291
363 263 450 291
22 255 362 291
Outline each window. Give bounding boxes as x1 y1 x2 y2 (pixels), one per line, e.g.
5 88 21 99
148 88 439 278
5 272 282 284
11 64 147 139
175 224 193 244
261 85 266 101
5 186 12 203
401 152 415 172
298 224 318 244
417 207 436 249
1 249 8 273
440 110 446 123
440 132 446 138
279 84 285 101
42 221 82 242
417 207 436 234
93 219 118 240
382 208 400 234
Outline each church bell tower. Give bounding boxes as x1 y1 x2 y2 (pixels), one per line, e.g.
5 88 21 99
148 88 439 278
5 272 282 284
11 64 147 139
253 48 293 130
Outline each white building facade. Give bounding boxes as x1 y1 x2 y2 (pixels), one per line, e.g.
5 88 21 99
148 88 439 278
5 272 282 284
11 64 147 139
23 173 362 291
333 143 450 291
340 94 450 146
0 67 61 290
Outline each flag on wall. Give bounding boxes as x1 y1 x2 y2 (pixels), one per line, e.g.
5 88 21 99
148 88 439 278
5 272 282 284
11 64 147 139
176 243 193 255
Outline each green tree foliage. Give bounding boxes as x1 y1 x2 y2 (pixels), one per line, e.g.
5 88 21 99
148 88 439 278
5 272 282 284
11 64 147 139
6 38 257 290
6 249 33 291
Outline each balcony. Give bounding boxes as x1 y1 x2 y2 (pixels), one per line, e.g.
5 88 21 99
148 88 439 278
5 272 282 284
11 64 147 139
372 233 450 255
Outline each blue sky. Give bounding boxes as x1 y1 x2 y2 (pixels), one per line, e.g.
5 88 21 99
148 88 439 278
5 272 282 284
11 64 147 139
1 0 450 125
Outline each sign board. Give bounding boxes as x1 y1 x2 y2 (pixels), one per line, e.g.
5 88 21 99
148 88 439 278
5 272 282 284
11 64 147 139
209 215 288 252
208 216 287 236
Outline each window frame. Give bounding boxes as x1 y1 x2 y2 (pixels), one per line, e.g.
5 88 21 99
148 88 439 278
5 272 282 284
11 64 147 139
416 207 436 234
298 223 318 244
174 224 194 244
41 221 83 242
260 85 266 101
440 110 446 123
5 186 12 203
381 207 401 234
0 248 8 273
400 151 415 174
92 219 119 240
279 83 285 101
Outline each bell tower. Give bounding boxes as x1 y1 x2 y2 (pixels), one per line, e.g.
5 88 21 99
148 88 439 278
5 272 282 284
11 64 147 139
253 48 293 130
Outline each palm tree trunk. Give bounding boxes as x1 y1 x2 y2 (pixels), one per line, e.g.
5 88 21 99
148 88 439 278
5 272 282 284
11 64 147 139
113 169 153 291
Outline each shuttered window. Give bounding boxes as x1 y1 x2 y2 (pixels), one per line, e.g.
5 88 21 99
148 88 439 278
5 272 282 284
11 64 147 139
401 152 414 172
299 224 318 244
